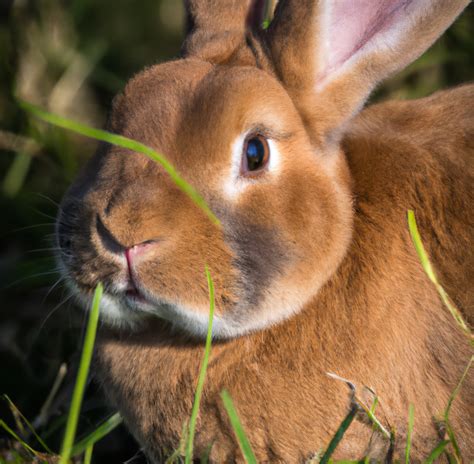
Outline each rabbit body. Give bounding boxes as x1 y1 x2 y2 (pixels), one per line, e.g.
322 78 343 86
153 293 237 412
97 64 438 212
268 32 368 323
57 0 473 462
95 85 473 462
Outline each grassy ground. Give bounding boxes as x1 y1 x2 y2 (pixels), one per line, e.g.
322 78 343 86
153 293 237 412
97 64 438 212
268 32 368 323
0 1 473 462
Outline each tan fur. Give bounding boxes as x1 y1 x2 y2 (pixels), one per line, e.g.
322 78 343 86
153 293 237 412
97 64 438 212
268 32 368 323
57 0 473 461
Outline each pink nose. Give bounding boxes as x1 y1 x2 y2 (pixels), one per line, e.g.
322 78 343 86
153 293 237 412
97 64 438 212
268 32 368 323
125 240 157 270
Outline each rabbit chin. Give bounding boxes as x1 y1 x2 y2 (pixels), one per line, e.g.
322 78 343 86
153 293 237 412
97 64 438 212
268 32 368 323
66 275 314 339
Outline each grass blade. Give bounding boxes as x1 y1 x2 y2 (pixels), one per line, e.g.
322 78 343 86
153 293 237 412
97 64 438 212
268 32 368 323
83 444 94 464
34 363 68 430
3 394 53 454
71 413 123 456
220 390 257 464
407 210 471 336
423 440 450 464
319 405 358 464
19 100 220 227
0 419 40 457
2 152 33 197
59 282 103 464
405 404 415 464
442 356 473 463
184 266 215 464
445 355 472 419
354 394 390 440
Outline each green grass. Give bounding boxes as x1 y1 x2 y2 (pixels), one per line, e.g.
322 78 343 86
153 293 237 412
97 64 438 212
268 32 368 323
220 390 257 464
184 266 216 464
70 412 123 457
407 210 471 339
19 100 220 227
59 283 103 464
405 404 415 464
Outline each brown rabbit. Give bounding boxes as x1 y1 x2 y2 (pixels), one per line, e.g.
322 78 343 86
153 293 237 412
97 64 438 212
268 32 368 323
56 0 473 461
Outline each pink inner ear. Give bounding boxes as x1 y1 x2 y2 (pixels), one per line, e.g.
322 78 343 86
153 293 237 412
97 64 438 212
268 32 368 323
326 0 413 73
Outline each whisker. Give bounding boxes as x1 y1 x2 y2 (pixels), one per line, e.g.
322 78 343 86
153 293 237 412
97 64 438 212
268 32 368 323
42 276 66 303
5 223 56 234
32 209 59 221
37 293 75 335
3 270 61 290
26 247 63 254
33 192 61 207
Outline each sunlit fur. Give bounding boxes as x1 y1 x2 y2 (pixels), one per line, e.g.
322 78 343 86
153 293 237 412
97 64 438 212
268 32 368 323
57 0 472 461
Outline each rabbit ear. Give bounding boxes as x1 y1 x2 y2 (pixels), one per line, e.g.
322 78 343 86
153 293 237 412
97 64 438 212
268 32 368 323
267 0 469 143
183 0 267 63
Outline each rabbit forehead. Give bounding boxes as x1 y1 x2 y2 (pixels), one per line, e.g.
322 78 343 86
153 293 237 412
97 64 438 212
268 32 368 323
174 66 302 178
110 59 295 154
110 61 303 188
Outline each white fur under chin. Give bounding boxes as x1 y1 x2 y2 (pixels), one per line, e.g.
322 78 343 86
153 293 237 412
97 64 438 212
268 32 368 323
67 276 310 339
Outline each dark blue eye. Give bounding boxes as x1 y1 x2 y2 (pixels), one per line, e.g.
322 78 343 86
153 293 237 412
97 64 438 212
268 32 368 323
243 135 270 173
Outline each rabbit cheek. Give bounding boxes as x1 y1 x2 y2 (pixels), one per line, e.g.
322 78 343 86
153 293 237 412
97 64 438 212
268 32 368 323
226 217 288 308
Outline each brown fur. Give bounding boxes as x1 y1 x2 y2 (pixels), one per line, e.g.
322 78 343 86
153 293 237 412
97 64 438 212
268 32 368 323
57 0 473 461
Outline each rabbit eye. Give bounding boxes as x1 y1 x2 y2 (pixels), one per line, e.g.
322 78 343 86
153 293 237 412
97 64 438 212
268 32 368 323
243 135 270 173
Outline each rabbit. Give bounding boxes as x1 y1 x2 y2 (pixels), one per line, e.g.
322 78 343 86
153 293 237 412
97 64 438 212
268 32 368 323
56 0 473 462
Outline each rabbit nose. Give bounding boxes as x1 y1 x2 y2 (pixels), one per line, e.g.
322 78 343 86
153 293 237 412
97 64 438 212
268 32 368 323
125 240 159 269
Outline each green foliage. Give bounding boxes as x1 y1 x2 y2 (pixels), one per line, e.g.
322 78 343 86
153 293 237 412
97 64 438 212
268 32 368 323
318 406 358 464
220 390 257 464
184 266 216 464
20 100 220 227
59 283 103 464
407 211 471 338
70 413 122 457
405 405 415 464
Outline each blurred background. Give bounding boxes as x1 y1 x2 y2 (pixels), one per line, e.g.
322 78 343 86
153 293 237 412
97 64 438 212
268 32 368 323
0 1 472 462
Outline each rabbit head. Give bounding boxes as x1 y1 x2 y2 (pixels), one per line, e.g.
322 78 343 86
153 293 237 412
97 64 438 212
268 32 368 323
57 0 468 338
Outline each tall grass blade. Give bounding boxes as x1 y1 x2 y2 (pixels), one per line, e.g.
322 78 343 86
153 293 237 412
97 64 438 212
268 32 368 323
405 404 415 464
319 405 358 464
443 356 472 463
19 100 220 227
445 355 472 419
445 422 462 464
0 419 39 457
184 266 215 464
3 152 32 197
407 210 471 337
220 390 257 464
35 363 68 430
355 395 390 439
84 444 94 464
59 282 103 464
3 394 53 453
423 440 450 464
71 412 123 456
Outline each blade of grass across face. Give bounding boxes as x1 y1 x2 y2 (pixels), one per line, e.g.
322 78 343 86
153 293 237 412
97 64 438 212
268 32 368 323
407 210 471 337
71 412 123 456
19 100 220 227
220 390 257 464
405 404 415 464
184 266 215 464
59 283 103 464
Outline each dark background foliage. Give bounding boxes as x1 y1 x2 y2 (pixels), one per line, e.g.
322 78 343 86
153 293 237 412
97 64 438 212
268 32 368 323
0 1 472 462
